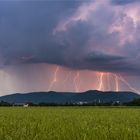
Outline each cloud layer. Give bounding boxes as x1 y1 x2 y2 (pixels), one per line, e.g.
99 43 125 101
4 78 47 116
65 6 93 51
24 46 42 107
0 0 140 75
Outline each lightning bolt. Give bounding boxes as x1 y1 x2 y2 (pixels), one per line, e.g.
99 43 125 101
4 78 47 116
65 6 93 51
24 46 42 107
98 73 104 91
114 74 119 92
97 73 119 92
97 73 139 93
47 68 139 94
74 72 80 92
117 74 140 94
48 66 60 91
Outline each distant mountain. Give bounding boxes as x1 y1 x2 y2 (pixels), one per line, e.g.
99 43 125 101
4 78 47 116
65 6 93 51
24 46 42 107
0 90 139 104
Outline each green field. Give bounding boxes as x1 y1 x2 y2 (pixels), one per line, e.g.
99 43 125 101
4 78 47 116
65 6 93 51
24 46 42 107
0 107 140 140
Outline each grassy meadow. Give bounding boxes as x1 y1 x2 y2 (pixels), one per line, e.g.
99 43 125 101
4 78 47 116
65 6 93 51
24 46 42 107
0 107 140 140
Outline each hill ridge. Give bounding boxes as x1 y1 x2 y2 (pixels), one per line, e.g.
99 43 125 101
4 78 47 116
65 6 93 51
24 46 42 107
0 90 139 104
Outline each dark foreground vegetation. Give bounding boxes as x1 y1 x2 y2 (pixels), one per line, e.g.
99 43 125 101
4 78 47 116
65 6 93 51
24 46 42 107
0 98 140 107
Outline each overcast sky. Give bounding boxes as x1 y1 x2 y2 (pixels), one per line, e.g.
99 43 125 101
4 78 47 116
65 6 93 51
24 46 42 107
0 0 140 95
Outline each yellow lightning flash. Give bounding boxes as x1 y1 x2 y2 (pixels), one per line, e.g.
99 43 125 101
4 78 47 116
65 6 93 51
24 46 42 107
48 66 60 91
74 72 80 92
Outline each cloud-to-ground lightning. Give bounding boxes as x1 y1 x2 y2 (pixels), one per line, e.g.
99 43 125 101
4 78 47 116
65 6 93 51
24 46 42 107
48 66 60 91
47 67 140 94
73 72 80 92
117 74 140 94
96 73 140 94
98 73 104 91
114 74 119 92
97 73 119 92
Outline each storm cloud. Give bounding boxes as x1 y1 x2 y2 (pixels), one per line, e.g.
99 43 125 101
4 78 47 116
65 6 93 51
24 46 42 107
111 0 140 5
0 0 140 75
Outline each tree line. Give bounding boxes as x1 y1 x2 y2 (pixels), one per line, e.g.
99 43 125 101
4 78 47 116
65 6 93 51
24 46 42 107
0 99 140 107
0 99 140 106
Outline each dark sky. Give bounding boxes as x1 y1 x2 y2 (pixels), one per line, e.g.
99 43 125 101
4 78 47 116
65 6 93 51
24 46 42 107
0 0 140 95
0 0 140 75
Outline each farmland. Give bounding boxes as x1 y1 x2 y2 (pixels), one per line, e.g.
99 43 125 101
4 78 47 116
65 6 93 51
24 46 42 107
0 107 140 140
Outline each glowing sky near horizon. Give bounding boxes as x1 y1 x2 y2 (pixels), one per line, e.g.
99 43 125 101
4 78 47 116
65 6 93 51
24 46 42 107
0 64 139 96
0 0 140 95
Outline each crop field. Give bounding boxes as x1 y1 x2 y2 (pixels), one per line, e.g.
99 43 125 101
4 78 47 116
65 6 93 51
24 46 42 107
0 107 140 140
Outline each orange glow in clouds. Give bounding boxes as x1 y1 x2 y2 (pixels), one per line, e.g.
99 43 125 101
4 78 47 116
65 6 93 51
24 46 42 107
46 65 140 94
